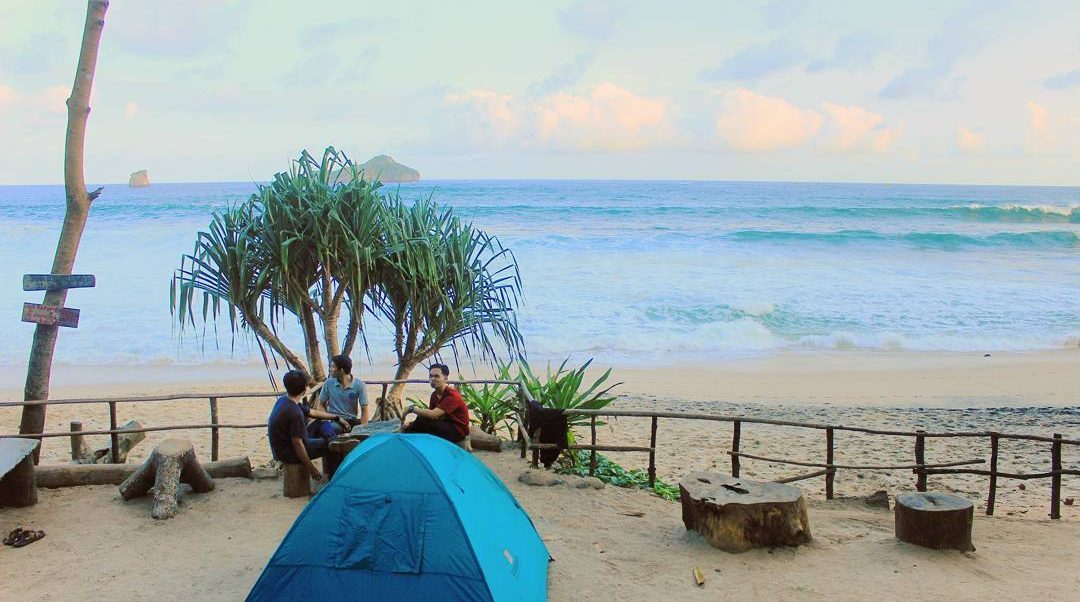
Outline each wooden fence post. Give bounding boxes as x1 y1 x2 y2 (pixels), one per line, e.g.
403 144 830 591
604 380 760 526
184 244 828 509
986 433 998 516
915 430 927 492
825 427 835 500
731 420 741 478
517 386 527 459
589 415 597 477
108 401 119 464
648 416 658 488
70 420 86 462
1050 433 1062 520
209 397 220 462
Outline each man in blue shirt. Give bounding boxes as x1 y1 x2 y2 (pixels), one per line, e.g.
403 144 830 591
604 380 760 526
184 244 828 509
268 370 349 481
316 354 369 436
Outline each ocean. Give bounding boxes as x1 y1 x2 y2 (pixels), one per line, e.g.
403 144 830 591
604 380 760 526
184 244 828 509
1 180 1078 368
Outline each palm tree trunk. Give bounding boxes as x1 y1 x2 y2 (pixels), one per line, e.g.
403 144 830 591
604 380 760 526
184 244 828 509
300 305 325 382
21 0 109 463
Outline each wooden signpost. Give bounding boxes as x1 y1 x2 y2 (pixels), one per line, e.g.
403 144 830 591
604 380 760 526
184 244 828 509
21 273 94 329
23 274 96 292
22 304 81 328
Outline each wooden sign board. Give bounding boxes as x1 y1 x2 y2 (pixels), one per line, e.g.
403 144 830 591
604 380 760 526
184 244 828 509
21 303 80 328
23 274 96 291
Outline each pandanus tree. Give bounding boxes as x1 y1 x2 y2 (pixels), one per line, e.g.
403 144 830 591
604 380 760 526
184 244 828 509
373 194 525 416
172 147 524 399
172 148 382 384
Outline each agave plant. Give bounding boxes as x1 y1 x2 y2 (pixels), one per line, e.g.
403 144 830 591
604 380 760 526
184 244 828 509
517 357 621 429
458 365 519 438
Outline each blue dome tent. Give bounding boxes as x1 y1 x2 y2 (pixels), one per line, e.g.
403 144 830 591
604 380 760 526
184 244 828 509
247 434 549 601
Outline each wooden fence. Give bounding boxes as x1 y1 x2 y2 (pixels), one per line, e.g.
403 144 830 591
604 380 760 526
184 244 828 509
3 380 1076 519
520 406 1078 519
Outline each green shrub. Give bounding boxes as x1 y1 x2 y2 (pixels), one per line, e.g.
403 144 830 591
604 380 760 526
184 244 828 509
556 450 679 501
458 366 518 438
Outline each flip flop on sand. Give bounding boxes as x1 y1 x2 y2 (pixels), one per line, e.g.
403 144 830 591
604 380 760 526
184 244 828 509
3 527 26 546
12 529 45 548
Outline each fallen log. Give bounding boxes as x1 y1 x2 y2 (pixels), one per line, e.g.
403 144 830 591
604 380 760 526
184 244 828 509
118 439 214 519
91 420 146 464
36 456 252 488
895 492 974 551
679 472 811 553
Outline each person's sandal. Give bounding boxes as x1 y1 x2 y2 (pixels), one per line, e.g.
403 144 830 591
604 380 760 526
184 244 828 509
3 528 26 546
12 529 45 548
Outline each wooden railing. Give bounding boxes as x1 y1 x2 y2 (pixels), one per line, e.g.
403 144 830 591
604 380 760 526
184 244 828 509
4 383 1075 519
0 379 521 463
520 408 1078 519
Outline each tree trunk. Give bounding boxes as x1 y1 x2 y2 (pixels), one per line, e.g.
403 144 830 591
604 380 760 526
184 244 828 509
382 360 421 419
245 309 310 381
37 457 252 488
20 0 109 463
118 439 214 520
894 492 974 551
679 472 812 553
300 305 325 382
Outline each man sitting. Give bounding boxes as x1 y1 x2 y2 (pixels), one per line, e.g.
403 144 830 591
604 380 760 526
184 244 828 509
268 370 349 481
314 354 369 438
400 363 470 444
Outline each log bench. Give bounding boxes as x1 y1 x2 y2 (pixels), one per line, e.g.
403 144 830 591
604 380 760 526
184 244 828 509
679 472 811 553
0 438 39 508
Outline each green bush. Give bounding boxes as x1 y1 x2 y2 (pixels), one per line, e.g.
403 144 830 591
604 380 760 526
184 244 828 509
458 366 518 438
556 450 679 501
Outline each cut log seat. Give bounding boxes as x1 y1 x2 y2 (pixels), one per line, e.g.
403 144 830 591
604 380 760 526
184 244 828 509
894 492 975 551
679 472 811 553
118 439 214 519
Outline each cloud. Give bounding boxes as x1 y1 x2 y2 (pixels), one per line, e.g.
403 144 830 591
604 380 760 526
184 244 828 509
528 52 596 97
109 1 250 56
955 127 986 153
807 31 886 73
702 38 803 82
441 90 522 148
879 2 999 99
124 102 139 119
557 0 630 40
1025 100 1055 152
0 84 17 110
435 83 673 152
760 0 809 28
821 103 898 153
1044 68 1080 91
716 89 822 152
534 83 673 151
39 85 68 114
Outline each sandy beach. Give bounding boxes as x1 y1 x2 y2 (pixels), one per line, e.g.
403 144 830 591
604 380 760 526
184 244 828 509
1 350 1078 600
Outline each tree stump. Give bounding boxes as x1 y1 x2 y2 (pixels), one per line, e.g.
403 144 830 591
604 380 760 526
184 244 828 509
118 439 214 519
282 463 310 498
0 438 39 508
679 472 811 553
894 492 974 551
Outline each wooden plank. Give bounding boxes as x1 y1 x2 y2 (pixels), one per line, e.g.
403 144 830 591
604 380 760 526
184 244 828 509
21 303 80 328
22 273 96 291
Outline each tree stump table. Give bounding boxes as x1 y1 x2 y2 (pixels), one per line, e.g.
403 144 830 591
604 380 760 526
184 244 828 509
118 439 214 519
0 438 39 508
679 472 811 553
329 420 402 457
894 492 974 551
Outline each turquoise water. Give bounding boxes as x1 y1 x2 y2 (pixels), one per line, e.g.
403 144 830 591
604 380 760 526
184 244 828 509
1 180 1078 367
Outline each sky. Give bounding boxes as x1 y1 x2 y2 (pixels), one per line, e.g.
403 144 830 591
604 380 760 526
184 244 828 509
1 0 1078 185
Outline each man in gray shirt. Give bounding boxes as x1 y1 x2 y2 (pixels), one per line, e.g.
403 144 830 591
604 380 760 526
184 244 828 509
317 354 369 436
